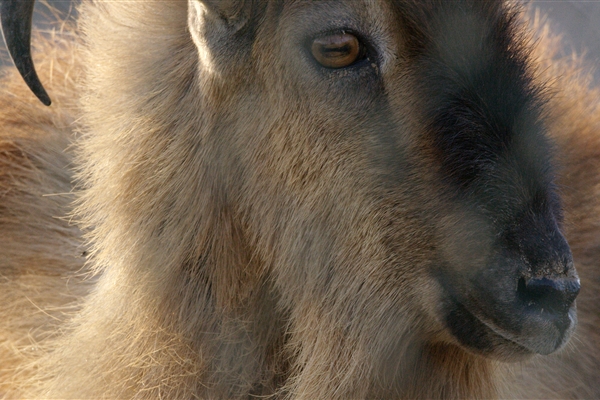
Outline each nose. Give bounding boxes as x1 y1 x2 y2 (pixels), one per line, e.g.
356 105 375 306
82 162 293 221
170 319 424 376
517 276 580 314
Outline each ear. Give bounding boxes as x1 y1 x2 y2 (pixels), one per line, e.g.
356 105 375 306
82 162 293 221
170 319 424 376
188 0 260 72
191 0 254 29
0 0 51 105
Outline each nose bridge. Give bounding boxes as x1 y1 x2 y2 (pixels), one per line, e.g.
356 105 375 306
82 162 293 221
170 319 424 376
521 211 575 278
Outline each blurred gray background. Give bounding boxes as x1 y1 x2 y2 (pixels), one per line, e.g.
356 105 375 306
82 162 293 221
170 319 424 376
1 1 600 83
532 0 600 83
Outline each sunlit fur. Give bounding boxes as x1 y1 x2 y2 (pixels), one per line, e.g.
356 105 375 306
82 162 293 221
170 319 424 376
0 1 598 398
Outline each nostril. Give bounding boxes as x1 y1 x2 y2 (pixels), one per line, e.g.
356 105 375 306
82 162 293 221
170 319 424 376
517 276 580 314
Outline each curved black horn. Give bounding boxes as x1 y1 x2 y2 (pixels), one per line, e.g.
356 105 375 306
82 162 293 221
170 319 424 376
1 0 51 106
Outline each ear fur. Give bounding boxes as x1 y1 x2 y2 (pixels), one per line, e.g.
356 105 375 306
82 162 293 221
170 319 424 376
190 0 253 30
188 0 261 73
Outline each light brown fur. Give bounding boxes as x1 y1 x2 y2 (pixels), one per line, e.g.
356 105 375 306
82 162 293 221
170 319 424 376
0 1 598 398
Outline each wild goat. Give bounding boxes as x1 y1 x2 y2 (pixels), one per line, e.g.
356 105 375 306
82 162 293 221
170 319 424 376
0 0 599 398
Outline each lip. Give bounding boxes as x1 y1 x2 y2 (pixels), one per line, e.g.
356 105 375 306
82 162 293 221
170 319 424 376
444 299 577 361
444 300 532 361
474 305 576 355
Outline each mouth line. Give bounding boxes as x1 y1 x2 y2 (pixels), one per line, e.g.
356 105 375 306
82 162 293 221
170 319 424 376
470 307 536 352
466 302 575 355
469 309 533 352
444 291 576 359
444 299 533 360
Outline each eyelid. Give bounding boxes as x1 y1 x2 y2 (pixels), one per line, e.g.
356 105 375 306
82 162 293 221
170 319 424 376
309 29 372 68
310 28 365 46
312 33 360 66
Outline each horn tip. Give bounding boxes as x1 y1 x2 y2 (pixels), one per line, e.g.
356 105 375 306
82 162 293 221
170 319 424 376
28 80 51 106
38 93 51 106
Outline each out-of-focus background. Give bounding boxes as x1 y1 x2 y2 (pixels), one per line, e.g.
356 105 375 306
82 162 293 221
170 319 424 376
1 0 600 83
531 0 600 83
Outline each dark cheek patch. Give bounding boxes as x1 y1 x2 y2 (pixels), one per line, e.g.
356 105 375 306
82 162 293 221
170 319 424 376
413 5 550 199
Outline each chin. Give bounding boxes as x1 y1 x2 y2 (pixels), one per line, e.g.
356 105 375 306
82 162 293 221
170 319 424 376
444 297 578 362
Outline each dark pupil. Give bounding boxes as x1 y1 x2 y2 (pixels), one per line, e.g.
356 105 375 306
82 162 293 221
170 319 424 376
322 44 351 57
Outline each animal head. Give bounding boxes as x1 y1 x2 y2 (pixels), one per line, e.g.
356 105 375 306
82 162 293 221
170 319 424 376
2 0 580 382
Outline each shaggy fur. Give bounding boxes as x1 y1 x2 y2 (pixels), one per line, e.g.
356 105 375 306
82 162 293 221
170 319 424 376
0 1 598 398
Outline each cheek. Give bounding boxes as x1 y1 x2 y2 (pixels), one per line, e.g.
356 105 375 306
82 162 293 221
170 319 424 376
438 210 496 282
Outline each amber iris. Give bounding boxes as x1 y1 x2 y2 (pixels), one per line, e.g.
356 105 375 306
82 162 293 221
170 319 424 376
311 33 361 68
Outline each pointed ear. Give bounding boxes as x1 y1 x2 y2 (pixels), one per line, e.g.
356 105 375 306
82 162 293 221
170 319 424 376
0 0 51 105
189 0 256 31
188 0 261 72
200 0 250 24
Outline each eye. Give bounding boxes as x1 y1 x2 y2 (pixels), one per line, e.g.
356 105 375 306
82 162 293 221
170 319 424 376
311 32 362 69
